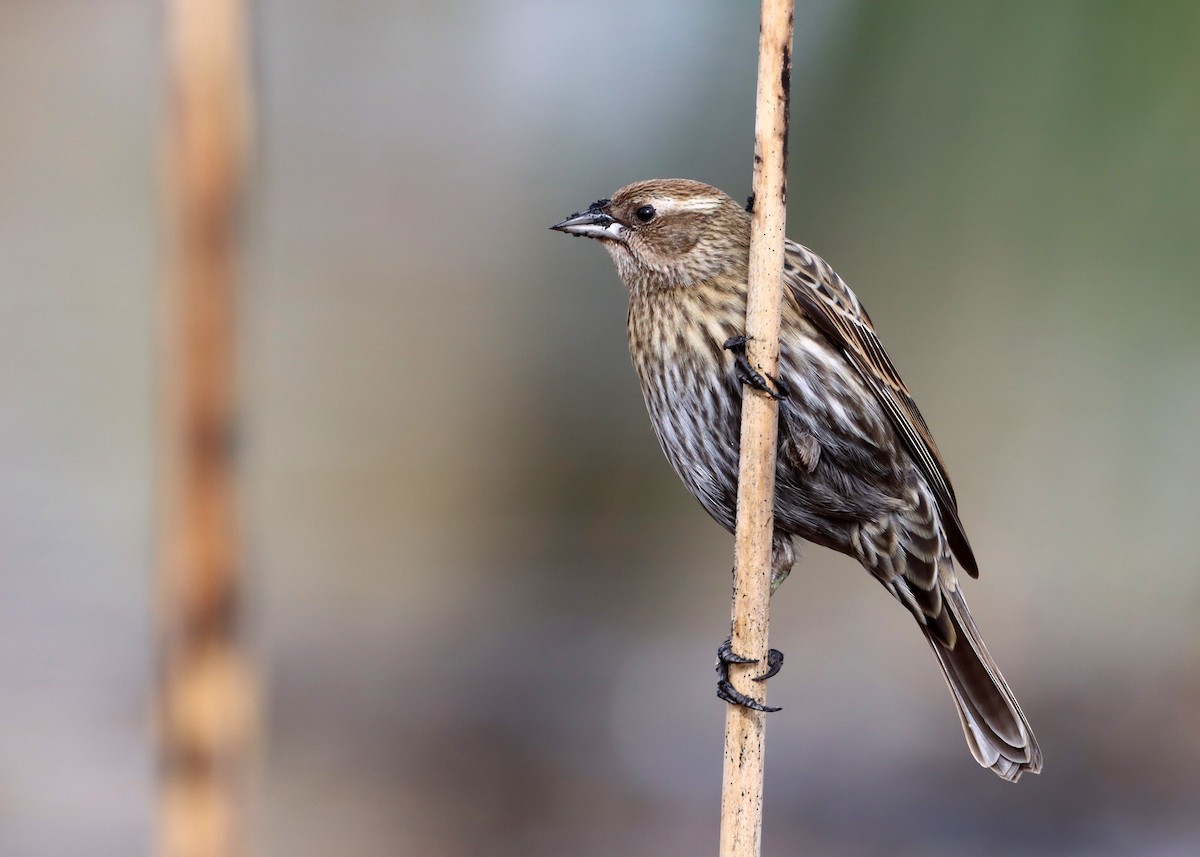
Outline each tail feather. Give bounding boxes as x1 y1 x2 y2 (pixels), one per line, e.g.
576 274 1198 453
926 585 1042 781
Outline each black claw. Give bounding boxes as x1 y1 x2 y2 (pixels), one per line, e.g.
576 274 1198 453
753 648 784 682
718 679 781 713
717 635 756 665
715 636 783 713
723 336 784 400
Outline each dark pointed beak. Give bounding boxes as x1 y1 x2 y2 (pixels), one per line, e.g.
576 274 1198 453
550 198 626 242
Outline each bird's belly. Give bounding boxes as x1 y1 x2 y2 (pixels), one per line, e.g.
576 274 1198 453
636 336 898 540
639 363 742 532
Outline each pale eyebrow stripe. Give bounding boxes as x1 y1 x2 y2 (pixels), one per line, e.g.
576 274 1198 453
656 196 722 214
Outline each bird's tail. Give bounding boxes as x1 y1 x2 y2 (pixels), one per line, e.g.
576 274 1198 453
925 585 1043 782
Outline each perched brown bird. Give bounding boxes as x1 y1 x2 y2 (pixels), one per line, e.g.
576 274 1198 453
551 178 1041 781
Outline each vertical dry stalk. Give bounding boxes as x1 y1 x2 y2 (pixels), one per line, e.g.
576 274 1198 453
157 1 254 855
719 1 793 856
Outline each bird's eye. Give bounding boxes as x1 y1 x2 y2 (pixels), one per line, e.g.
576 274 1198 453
635 205 656 223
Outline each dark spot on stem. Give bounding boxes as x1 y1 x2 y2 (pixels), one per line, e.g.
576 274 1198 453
781 43 792 176
781 46 791 100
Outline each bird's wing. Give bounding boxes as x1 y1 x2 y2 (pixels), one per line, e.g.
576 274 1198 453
781 240 978 576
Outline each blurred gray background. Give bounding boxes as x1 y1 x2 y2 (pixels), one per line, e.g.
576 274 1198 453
3 1 1200 855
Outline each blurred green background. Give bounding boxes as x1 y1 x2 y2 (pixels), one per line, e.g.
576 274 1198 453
3 1 1200 855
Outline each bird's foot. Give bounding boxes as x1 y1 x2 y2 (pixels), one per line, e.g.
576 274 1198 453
716 636 784 712
723 336 786 400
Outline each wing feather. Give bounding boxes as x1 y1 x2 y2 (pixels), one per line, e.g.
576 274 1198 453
783 241 979 576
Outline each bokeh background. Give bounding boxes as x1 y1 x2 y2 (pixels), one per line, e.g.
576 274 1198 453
4 1 1200 855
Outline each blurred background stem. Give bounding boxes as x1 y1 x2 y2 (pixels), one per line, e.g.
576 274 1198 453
157 1 255 855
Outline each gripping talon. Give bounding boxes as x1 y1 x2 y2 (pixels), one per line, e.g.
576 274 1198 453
723 336 785 400
718 679 781 713
717 635 756 665
716 636 783 713
753 648 784 682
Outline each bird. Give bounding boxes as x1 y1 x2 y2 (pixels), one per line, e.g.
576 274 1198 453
551 178 1042 782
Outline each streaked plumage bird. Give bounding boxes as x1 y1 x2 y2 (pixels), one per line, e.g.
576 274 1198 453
552 178 1041 781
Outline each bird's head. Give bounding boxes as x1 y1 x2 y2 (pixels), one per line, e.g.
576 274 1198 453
551 179 751 293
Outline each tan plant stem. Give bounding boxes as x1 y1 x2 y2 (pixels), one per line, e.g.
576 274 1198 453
718 2 793 855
